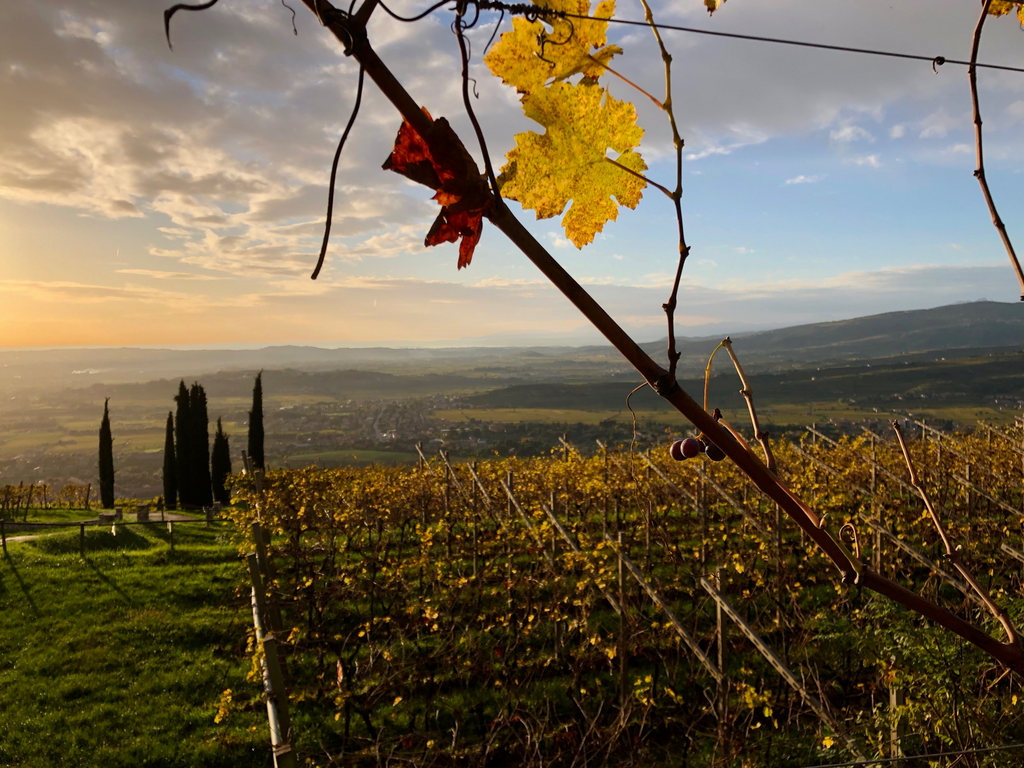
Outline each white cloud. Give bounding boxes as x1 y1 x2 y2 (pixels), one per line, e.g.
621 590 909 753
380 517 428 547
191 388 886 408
849 154 882 168
829 125 875 144
785 174 824 185
890 124 906 139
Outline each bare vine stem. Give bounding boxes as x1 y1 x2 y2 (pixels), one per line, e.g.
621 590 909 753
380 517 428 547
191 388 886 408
636 0 689 382
892 419 1021 646
586 54 664 108
603 157 673 198
455 1 501 194
721 338 775 473
969 0 1024 300
701 338 775 472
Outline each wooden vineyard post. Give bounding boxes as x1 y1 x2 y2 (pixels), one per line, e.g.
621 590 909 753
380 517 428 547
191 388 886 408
618 531 627 712
168 521 174 553
715 566 728 750
890 686 906 767
444 450 452 559
604 534 721 681
549 490 557 559
248 553 296 768
699 464 708 567
84 483 91 512
471 461 478 579
603 442 609 537
506 469 513 587
79 523 85 557
871 436 882 574
775 503 783 627
699 578 865 762
540 499 623 615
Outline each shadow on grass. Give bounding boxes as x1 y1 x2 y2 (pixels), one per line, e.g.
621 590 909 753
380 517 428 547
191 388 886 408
1 558 40 617
30 525 155 556
83 559 137 606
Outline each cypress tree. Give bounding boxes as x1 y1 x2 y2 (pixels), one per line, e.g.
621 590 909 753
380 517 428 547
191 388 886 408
174 381 193 506
248 371 265 470
190 382 213 508
162 411 177 510
98 398 115 509
211 417 232 506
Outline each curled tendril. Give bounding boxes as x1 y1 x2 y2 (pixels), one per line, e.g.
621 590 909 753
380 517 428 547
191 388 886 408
281 0 298 35
538 17 575 66
163 0 222 50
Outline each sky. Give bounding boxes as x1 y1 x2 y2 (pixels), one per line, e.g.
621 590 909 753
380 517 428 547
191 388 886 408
2 0 1024 349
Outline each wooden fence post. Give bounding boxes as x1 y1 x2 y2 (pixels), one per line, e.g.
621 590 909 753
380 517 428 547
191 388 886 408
79 523 85 557
85 483 91 512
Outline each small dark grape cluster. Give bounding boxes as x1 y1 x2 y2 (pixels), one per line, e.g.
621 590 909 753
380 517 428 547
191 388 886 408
669 436 726 462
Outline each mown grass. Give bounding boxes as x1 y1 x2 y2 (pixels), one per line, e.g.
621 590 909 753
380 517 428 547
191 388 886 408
0 522 272 768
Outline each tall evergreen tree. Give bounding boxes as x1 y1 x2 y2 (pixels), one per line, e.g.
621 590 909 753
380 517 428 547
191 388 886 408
248 371 265 470
211 417 232 506
190 382 213 508
174 381 193 506
98 398 115 509
162 411 177 510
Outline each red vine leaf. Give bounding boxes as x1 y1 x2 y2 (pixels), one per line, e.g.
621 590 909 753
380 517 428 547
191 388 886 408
383 108 492 269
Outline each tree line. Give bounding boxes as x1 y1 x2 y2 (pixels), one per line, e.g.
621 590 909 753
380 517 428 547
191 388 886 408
98 371 265 510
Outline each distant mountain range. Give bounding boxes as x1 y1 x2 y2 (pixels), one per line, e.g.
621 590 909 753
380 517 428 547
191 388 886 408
1 301 1022 394
635 300 1024 367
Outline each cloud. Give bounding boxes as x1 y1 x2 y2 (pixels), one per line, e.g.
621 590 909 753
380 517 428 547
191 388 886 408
829 125 875 144
116 269 221 280
849 154 882 168
785 174 824 185
890 124 906 139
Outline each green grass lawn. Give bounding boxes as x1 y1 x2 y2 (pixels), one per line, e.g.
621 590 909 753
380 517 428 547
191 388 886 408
0 522 272 767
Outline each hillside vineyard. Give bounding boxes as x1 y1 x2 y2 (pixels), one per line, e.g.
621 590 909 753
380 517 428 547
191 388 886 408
230 427 1024 766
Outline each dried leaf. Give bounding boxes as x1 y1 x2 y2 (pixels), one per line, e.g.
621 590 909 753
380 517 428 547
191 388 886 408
383 109 492 269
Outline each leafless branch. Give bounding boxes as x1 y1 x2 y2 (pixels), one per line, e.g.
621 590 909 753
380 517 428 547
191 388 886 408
702 339 776 473
635 0 690 381
969 0 1024 300
892 419 1020 646
602 157 673 198
586 54 664 108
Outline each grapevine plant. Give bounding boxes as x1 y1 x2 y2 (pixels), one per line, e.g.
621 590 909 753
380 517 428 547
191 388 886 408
224 434 1024 764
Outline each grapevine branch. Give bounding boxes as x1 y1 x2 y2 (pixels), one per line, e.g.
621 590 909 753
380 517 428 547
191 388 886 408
702 338 775 473
969 0 1024 300
635 0 690 383
167 0 1024 676
892 420 1021 647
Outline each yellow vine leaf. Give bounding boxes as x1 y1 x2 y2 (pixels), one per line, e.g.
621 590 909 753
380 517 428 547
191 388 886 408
498 82 646 248
484 0 621 95
990 0 1024 24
